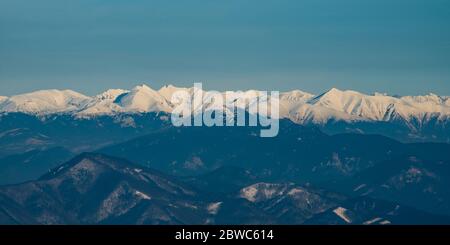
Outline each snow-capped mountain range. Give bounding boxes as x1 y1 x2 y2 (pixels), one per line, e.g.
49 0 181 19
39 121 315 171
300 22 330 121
1 84 449 126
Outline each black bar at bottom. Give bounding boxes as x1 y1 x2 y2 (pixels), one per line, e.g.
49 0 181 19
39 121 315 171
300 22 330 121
0 225 449 243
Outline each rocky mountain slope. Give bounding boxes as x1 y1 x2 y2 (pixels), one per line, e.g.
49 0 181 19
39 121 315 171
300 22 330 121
1 153 447 225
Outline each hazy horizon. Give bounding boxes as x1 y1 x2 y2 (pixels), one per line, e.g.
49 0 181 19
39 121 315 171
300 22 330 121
1 0 449 96
0 81 448 97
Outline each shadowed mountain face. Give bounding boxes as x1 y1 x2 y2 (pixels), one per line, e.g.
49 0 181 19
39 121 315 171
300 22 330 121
97 120 450 217
0 153 209 225
99 120 403 179
348 148 450 216
0 153 448 225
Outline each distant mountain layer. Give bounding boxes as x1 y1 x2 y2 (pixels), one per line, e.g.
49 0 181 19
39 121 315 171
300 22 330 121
1 117 449 219
0 112 172 158
0 147 73 185
1 85 450 142
1 153 448 225
98 121 450 217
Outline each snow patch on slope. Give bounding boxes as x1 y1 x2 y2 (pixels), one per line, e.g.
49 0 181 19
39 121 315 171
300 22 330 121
240 183 288 202
333 207 352 223
207 202 223 215
134 190 151 200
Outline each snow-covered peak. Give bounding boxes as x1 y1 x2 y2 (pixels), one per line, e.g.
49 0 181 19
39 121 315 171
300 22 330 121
309 88 360 104
0 89 90 114
374 92 388 97
398 94 450 117
401 93 446 105
77 84 175 116
279 90 315 116
94 89 129 101
133 84 153 92
76 89 129 116
281 90 314 103
304 88 406 121
289 88 450 124
115 84 172 113
2 85 450 127
158 84 189 102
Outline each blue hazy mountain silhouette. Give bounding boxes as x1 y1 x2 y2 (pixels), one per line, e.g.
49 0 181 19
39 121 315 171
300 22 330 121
0 112 450 223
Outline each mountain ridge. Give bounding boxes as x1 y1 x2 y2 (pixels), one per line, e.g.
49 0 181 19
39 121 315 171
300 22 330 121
1 84 450 142
2 85 449 121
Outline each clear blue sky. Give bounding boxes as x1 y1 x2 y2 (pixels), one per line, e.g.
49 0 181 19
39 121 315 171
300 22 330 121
0 0 449 96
